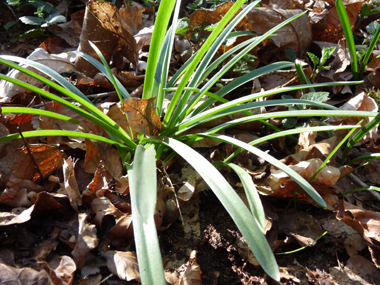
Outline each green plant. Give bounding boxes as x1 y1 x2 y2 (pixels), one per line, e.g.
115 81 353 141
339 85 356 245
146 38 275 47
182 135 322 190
307 46 336 82
0 0 377 282
336 0 380 80
5 0 66 38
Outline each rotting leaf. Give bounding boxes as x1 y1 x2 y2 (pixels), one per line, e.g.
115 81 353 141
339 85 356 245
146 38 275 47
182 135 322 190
123 97 162 136
72 213 98 269
103 250 140 282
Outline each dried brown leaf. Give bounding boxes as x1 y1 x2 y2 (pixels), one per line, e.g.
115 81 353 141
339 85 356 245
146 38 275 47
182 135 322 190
310 1 362 42
103 250 140 282
84 139 123 178
75 0 138 77
0 263 51 284
91 197 134 239
123 97 162 136
72 213 98 269
62 157 82 211
40 255 76 285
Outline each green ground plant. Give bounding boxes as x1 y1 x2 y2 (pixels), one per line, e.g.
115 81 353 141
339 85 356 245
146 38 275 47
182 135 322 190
0 0 378 283
5 0 66 38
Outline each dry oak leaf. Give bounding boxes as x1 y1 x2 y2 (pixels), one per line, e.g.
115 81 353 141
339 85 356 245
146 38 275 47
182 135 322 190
71 213 98 269
123 97 162 136
75 0 138 77
40 255 76 285
0 263 51 284
103 250 140 282
0 143 64 182
62 157 82 211
336 200 380 250
310 1 362 42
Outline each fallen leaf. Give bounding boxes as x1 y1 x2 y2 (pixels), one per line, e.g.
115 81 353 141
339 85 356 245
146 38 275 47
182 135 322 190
91 197 134 239
123 97 162 136
40 255 76 285
84 138 123 178
336 200 380 266
310 1 362 42
180 250 202 285
75 0 138 77
72 213 98 269
62 157 82 211
0 48 76 102
0 263 51 284
103 250 140 282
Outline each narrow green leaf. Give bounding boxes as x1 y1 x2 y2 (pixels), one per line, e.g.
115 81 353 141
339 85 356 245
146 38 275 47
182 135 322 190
0 55 88 101
195 133 327 208
341 112 380 162
126 145 166 285
142 0 177 99
88 41 127 101
336 0 358 79
0 73 136 149
220 125 361 163
151 137 280 281
214 161 266 232
360 23 380 78
72 51 131 98
163 0 250 127
1 106 81 124
0 130 132 150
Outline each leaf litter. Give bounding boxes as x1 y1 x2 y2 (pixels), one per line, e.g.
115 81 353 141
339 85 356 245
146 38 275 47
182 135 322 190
1 0 380 284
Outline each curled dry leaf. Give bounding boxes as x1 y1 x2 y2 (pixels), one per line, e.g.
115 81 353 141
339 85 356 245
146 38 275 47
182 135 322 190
40 255 76 285
319 214 367 256
329 92 380 145
335 200 380 266
71 213 98 269
75 0 138 77
103 250 140 282
330 255 380 284
119 2 151 35
277 211 325 247
32 101 83 145
62 157 82 211
267 158 340 200
91 197 134 239
82 163 113 205
180 250 202 285
106 102 132 138
0 205 34 225
84 138 123 178
123 97 162 136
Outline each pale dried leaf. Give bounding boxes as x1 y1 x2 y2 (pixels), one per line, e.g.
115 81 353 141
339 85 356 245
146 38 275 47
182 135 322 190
103 250 140 282
72 213 98 269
